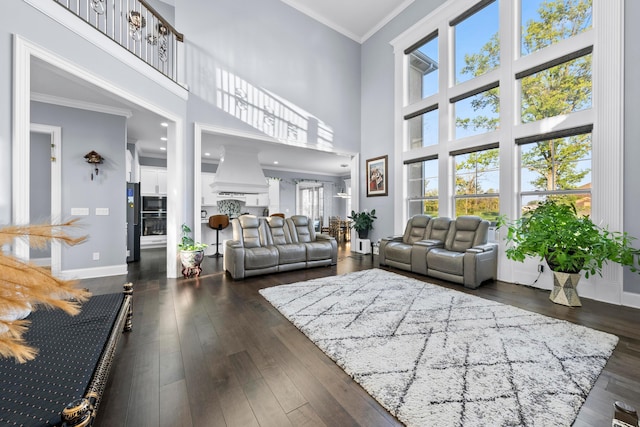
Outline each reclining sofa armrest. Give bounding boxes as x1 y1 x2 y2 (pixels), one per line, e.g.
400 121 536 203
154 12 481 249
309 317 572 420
463 244 498 289
379 236 401 265
466 243 497 253
419 239 444 247
411 239 444 275
315 233 334 242
314 233 338 264
224 240 246 279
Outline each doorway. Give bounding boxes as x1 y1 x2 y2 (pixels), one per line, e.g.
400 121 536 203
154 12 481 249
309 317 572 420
29 124 62 274
13 36 185 278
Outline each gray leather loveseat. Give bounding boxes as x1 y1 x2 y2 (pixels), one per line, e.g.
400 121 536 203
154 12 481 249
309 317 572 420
379 215 497 289
224 215 337 279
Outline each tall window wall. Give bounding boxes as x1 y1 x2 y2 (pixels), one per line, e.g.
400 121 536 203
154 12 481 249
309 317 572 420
394 0 603 224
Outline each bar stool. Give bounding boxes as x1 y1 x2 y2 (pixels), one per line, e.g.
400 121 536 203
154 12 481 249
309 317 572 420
208 214 229 258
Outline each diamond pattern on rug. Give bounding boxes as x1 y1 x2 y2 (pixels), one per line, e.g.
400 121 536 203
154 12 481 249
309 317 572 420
259 269 619 427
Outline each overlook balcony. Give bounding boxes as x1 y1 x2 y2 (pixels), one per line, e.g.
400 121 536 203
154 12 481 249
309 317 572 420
53 0 183 84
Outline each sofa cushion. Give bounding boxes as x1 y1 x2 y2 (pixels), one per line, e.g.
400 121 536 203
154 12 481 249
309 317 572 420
305 241 333 261
428 217 451 241
238 215 262 249
245 246 278 269
445 216 486 252
383 242 413 265
288 216 315 243
402 215 431 244
276 244 307 264
266 216 292 245
427 248 464 275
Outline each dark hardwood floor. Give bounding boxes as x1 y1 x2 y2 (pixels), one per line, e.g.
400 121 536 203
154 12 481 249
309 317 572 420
82 244 640 426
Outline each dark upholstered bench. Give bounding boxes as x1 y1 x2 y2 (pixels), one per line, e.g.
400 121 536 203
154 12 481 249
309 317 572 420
0 284 133 427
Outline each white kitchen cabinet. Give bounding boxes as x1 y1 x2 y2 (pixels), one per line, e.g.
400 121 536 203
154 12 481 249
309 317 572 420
140 234 167 248
140 167 167 195
201 173 216 205
245 193 269 207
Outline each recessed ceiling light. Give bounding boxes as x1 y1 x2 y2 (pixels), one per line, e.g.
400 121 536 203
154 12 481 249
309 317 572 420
160 147 166 151
273 161 279 164
204 152 211 156
160 137 167 141
161 122 168 127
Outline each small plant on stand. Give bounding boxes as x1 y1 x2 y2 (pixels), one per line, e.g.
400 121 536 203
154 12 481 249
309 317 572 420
348 209 377 239
178 224 207 278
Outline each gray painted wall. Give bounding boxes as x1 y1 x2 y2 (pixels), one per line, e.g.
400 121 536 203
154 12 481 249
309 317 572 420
29 131 52 259
178 0 361 155
359 0 447 243
31 101 126 271
624 0 640 293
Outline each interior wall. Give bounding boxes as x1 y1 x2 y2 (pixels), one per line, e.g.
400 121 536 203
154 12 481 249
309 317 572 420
359 0 447 243
31 101 126 272
623 0 640 293
29 130 51 259
178 0 362 155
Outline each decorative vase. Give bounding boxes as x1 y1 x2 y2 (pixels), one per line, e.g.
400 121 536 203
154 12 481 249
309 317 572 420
549 270 582 307
180 249 204 278
358 229 369 239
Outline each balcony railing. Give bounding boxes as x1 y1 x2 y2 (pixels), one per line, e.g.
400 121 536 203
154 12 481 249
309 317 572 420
53 0 183 83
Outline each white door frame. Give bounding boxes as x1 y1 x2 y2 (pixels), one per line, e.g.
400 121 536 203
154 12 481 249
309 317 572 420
13 35 186 278
30 123 62 274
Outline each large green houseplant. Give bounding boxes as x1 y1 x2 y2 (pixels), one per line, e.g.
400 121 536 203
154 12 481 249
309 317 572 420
500 200 640 306
178 224 207 278
348 209 377 239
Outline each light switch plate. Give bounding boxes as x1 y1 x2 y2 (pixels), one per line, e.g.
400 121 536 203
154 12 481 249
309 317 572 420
95 208 109 216
70 208 89 216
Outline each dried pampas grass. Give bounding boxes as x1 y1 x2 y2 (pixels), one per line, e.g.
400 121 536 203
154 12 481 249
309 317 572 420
0 219 91 363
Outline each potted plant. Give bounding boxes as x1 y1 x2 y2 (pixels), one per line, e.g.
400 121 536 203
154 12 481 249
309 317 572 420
499 200 640 306
348 209 377 239
178 223 208 278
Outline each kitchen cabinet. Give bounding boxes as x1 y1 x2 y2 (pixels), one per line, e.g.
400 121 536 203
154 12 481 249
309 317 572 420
140 167 167 195
201 173 216 205
245 193 269 207
141 234 167 248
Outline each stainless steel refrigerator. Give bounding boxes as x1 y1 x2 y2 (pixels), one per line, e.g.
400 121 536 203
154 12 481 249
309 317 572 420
126 182 141 262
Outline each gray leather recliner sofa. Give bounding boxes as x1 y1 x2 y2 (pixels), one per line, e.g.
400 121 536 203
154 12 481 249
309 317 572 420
224 215 337 279
379 215 497 289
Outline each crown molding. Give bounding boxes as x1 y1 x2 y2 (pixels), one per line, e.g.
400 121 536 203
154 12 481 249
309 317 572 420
31 92 133 118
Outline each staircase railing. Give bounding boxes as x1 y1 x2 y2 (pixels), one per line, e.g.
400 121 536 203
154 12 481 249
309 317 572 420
53 0 183 84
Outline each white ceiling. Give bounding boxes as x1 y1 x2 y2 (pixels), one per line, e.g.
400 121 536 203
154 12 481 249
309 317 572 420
279 0 414 42
156 0 414 42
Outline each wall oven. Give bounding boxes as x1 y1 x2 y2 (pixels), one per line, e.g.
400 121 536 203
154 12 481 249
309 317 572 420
142 196 167 212
141 213 166 237
141 196 167 246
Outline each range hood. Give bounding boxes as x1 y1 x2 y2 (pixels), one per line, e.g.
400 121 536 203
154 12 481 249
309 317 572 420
210 145 269 195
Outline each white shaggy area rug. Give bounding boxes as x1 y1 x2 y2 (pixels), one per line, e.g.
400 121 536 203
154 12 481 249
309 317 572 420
259 269 618 427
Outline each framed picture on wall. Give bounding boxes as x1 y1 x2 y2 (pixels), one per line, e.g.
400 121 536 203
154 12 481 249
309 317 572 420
366 155 388 197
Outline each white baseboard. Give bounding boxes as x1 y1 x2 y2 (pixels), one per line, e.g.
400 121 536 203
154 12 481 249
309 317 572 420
59 264 127 280
621 291 640 309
